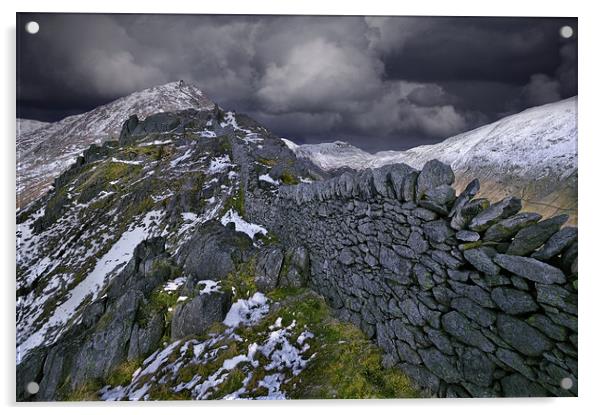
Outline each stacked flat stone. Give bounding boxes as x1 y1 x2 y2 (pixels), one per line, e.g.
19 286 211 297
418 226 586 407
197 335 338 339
248 159 578 398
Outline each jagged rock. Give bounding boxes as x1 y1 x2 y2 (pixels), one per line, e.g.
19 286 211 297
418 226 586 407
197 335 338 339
424 326 454 355
532 226 578 260
506 214 569 256
496 315 552 356
416 160 454 200
176 222 252 283
442 311 495 352
339 248 354 266
279 246 310 288
483 212 542 242
127 314 165 361
493 254 566 284
450 198 490 230
255 247 284 292
449 178 480 217
119 114 139 146
491 287 538 314
389 164 416 200
463 248 500 275
418 347 462 383
417 199 449 216
456 230 480 242
422 220 454 243
399 363 440 392
468 196 522 232
412 207 438 221
171 291 231 340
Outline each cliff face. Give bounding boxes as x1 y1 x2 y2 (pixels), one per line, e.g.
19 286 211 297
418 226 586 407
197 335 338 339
17 105 577 400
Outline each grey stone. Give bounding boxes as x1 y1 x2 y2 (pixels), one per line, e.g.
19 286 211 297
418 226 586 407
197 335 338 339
535 284 577 314
495 348 535 380
255 247 284 292
339 248 354 266
407 231 429 254
456 230 480 242
399 363 440 392
447 269 470 282
417 199 449 216
424 326 455 355
424 184 456 206
401 171 418 202
532 227 578 260
501 373 548 397
418 347 462 383
379 246 412 277
171 291 231 340
396 341 422 364
449 178 480 218
422 220 454 244
451 198 490 230
463 248 500 275
413 207 439 221
451 297 496 327
448 280 495 308
483 212 542 242
414 264 435 290
442 311 495 352
416 159 454 200
496 314 552 356
400 298 425 326
526 314 567 341
280 246 310 288
493 254 566 284
468 196 522 232
491 287 538 315
506 214 569 256
461 348 495 386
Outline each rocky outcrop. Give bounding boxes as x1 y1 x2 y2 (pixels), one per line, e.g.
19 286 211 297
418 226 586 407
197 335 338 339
246 160 578 398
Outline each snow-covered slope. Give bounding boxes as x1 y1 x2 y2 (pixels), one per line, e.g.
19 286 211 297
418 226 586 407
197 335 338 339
285 97 578 223
17 81 216 208
17 118 50 136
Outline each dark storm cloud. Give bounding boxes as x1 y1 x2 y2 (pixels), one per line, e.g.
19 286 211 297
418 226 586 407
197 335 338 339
16 13 577 151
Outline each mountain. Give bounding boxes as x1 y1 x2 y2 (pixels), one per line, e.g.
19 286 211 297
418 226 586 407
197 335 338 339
17 118 50 135
285 97 578 224
16 89 578 401
17 81 216 208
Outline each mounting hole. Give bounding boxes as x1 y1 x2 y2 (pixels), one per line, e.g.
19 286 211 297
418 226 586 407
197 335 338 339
560 377 573 390
26 381 40 394
560 25 573 39
25 21 39 34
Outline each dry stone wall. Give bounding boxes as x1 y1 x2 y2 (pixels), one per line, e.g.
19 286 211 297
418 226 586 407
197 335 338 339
247 160 578 397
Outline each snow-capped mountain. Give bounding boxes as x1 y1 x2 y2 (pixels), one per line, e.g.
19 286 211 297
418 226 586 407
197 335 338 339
285 97 578 223
17 81 216 208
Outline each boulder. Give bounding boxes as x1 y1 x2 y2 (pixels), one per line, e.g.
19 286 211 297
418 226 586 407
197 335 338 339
255 247 284 292
456 230 480 242
468 196 522 232
416 160 454 200
493 254 566 284
279 246 310 288
171 291 231 340
422 220 454 244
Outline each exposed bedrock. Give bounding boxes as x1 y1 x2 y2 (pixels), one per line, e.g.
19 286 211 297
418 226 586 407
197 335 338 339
246 159 578 398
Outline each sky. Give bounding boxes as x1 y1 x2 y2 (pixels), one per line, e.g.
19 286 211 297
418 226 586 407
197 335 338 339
16 13 577 151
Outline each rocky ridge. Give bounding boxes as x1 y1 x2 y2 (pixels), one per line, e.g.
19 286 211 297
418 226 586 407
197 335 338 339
17 100 577 400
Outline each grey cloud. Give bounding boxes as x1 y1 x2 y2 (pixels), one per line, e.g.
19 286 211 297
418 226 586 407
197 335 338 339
17 14 577 150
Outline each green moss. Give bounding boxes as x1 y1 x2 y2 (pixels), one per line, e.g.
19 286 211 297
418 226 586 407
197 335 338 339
222 183 245 216
105 360 142 387
148 384 191 401
258 158 278 167
280 170 300 185
222 258 257 301
60 379 103 401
